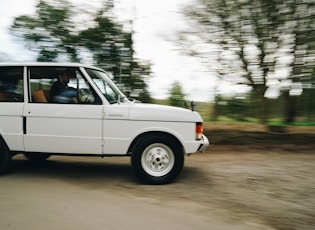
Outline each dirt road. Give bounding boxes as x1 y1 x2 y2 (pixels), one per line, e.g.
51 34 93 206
1 145 314 230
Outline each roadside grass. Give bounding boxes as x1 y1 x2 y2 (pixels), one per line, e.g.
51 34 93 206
203 121 315 146
203 116 315 126
268 120 315 126
152 99 315 146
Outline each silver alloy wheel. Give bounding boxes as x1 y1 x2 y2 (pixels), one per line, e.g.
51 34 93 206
141 143 175 177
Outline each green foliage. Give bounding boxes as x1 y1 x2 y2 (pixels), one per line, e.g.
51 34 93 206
209 91 315 124
168 81 186 108
268 120 315 127
11 0 79 62
206 127 315 145
180 0 315 124
297 88 315 122
10 0 151 102
137 88 152 103
212 96 255 121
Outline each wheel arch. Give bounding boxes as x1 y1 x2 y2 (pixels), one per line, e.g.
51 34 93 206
127 131 184 155
0 133 12 174
0 134 9 149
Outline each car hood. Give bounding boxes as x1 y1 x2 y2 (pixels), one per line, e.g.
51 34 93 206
129 103 203 122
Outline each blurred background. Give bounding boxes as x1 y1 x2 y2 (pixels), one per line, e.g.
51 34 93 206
1 0 314 126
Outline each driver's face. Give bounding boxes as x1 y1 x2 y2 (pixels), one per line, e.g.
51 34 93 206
60 74 70 83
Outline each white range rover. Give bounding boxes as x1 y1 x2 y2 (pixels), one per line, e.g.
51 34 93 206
0 63 209 184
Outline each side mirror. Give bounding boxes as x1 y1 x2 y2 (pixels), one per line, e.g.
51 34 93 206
190 101 196 111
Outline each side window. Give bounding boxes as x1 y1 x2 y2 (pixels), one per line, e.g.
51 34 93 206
85 68 120 104
29 67 100 104
0 66 24 102
74 71 101 104
29 67 54 103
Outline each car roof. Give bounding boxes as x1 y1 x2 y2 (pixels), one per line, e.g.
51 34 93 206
0 62 103 71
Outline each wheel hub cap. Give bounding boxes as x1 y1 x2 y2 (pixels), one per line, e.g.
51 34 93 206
141 143 175 177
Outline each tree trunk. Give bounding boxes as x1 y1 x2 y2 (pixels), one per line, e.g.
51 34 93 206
283 91 298 123
258 94 268 124
254 85 268 124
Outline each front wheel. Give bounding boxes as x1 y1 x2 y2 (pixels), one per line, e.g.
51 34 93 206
0 138 12 175
131 135 184 184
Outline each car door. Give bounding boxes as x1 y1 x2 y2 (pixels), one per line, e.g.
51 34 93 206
23 66 104 155
0 66 24 152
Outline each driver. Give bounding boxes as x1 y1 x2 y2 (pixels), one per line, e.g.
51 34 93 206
50 68 77 103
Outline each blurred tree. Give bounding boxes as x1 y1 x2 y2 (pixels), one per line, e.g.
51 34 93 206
297 87 315 122
79 1 152 102
281 1 315 123
168 81 186 108
10 0 152 102
212 95 255 121
11 0 79 62
179 0 315 123
79 2 128 81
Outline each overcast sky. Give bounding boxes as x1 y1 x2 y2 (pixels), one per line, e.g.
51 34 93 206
0 0 216 102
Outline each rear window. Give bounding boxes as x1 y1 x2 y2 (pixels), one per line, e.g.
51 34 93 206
0 66 24 102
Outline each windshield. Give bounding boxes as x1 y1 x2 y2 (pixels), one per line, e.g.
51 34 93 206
85 68 125 104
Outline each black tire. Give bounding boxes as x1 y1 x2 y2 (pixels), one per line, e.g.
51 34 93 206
131 134 184 185
0 138 12 175
24 153 51 162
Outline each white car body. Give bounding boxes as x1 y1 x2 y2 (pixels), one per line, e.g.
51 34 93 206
0 62 209 184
